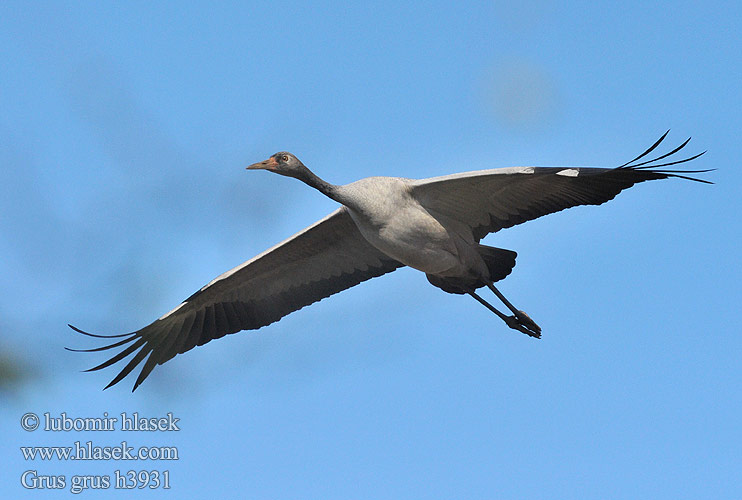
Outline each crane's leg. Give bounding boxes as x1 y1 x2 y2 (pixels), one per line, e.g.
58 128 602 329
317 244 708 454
485 283 541 336
467 291 541 338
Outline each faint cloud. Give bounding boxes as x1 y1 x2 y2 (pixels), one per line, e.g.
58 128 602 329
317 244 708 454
492 0 556 33
482 59 560 130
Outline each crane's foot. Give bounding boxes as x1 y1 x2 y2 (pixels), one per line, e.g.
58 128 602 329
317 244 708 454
503 311 541 338
467 290 541 338
516 310 541 335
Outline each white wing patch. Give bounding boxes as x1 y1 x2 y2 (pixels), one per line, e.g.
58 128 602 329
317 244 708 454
556 168 580 177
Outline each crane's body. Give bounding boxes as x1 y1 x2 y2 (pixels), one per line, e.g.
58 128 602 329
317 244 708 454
337 177 476 277
69 132 711 391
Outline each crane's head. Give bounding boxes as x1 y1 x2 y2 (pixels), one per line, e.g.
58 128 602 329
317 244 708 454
247 152 307 178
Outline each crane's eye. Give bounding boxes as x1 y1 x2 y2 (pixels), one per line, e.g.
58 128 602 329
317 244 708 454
281 154 289 162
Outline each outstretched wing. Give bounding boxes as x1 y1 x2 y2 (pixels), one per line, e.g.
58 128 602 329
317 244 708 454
69 207 403 391
411 132 710 241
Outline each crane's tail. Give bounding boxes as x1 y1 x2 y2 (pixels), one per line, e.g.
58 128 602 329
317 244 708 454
426 245 516 294
477 245 517 283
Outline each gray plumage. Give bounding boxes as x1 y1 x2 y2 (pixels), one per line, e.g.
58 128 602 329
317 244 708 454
69 131 710 391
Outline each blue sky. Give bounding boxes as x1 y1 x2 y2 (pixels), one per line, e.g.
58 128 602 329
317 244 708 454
2 1 740 498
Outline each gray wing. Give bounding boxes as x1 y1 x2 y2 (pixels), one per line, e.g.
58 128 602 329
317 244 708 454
411 133 710 241
69 207 403 391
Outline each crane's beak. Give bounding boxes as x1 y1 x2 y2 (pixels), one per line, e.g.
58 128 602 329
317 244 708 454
246 157 278 171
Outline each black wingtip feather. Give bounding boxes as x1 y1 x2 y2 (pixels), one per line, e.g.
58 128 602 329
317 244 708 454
68 322 157 390
616 130 670 168
83 338 146 373
130 320 183 392
635 150 707 170
627 136 692 169
616 134 711 184
103 346 153 391
68 324 136 339
65 335 138 353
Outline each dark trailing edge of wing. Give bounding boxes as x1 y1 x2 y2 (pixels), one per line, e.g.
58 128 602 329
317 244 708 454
67 256 403 392
462 131 712 240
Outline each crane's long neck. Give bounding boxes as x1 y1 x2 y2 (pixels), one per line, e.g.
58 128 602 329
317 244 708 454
296 166 341 202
